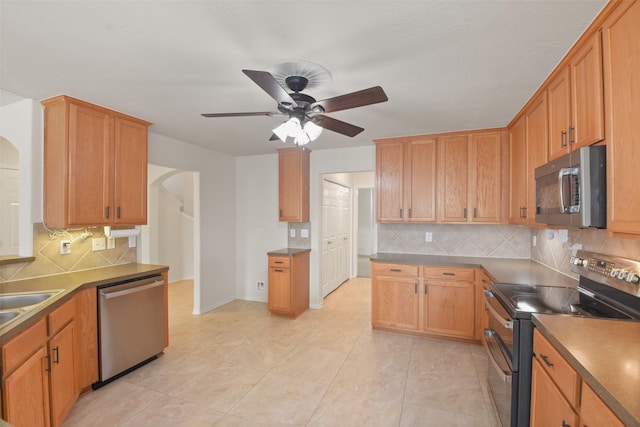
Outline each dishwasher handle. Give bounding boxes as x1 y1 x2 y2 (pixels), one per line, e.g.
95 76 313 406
100 279 164 300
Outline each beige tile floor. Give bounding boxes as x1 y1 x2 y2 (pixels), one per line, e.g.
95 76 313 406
63 278 499 427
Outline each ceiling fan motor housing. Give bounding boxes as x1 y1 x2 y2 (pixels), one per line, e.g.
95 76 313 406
285 75 309 92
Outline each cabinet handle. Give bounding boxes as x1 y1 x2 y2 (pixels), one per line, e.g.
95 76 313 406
473 208 477 218
443 272 455 276
424 284 428 294
279 209 283 217
561 130 567 148
53 346 60 364
400 208 403 218
390 268 401 272
117 207 121 218
274 269 284 272
568 126 575 145
522 207 527 218
562 421 570 427
408 208 412 218
274 261 283 264
414 283 418 293
463 208 467 219
540 353 554 367
45 354 51 372
105 206 110 219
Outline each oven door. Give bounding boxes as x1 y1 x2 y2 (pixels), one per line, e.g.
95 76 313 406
483 329 514 427
484 290 514 363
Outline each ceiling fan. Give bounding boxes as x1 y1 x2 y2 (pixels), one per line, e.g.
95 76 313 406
202 69 388 145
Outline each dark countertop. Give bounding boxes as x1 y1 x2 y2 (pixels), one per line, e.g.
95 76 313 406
0 263 169 344
533 314 640 427
267 248 311 256
370 253 577 288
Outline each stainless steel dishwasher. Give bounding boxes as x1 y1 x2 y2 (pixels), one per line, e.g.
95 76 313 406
95 274 165 387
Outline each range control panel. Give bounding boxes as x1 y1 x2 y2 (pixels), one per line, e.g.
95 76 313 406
571 253 640 285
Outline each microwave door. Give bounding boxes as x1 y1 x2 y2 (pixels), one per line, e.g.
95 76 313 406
559 167 580 214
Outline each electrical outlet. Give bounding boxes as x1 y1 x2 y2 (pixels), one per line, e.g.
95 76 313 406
128 236 137 248
257 281 265 290
290 228 296 238
425 232 433 242
60 240 71 254
107 237 115 249
92 237 106 251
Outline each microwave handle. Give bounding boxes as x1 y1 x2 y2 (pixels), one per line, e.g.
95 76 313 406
558 167 577 213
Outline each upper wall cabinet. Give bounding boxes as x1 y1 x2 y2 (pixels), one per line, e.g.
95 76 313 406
602 0 640 236
41 95 150 229
376 129 506 224
438 131 505 223
375 137 437 223
278 146 310 222
547 32 604 161
509 115 527 224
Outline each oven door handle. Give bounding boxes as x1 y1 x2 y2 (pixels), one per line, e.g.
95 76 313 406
483 330 512 384
484 290 513 329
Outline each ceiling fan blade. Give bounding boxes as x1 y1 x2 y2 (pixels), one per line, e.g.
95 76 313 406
311 86 388 113
312 115 364 137
201 111 280 118
242 69 298 108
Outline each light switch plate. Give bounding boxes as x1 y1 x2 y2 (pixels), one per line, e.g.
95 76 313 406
92 237 106 251
290 229 296 238
107 237 115 249
301 229 309 238
128 236 137 248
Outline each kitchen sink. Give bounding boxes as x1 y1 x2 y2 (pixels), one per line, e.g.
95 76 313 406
0 310 21 326
0 290 64 310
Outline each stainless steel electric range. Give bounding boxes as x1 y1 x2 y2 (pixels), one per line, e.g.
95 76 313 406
483 250 640 427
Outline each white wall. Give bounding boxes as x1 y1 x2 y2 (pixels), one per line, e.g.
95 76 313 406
148 133 236 314
235 154 287 302
0 92 43 256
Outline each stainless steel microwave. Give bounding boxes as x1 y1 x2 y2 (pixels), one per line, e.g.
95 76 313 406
534 146 606 228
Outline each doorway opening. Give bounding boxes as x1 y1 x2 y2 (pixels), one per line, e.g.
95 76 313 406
142 165 200 315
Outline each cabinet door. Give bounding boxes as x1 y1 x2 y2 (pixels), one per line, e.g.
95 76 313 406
509 115 527 224
371 276 419 331
603 0 640 235
424 280 475 338
74 288 99 391
376 141 404 222
3 346 51 427
278 147 310 222
406 138 437 222
268 267 291 313
67 102 111 226
530 358 579 427
547 67 572 161
580 381 624 427
570 31 604 149
113 117 148 225
49 322 78 427
525 93 548 225
438 135 469 222
470 132 502 223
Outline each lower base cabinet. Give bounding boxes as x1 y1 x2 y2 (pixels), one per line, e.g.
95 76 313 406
371 262 478 341
530 328 625 427
267 250 310 318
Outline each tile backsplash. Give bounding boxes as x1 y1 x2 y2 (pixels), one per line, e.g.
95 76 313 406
377 223 532 258
531 227 640 278
0 223 137 282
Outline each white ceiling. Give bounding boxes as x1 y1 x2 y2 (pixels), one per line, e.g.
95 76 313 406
0 0 607 157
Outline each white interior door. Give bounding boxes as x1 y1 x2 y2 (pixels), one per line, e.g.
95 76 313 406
0 168 19 256
322 180 351 298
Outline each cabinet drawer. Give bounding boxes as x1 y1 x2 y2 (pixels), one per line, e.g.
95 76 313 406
1 317 48 375
269 256 291 268
580 381 624 427
533 329 580 407
423 266 475 281
49 297 75 336
372 263 418 277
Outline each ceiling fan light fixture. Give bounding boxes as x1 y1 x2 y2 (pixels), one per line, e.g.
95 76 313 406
303 121 323 141
273 117 301 142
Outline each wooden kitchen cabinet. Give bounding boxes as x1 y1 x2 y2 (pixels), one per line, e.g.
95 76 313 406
524 93 549 226
267 250 310 317
477 270 493 342
278 147 310 222
74 288 99 391
509 115 528 224
547 32 604 161
530 358 579 427
422 267 476 339
580 381 624 427
374 137 437 222
2 299 79 427
371 263 420 331
41 95 150 228
602 0 640 236
438 131 505 223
